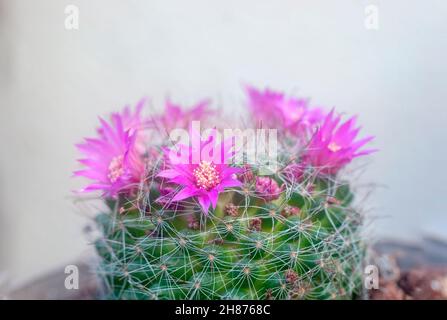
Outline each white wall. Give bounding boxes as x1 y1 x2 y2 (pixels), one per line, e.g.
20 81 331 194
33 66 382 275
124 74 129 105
1 0 446 286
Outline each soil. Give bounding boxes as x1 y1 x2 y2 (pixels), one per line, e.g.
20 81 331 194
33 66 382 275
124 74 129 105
369 238 447 300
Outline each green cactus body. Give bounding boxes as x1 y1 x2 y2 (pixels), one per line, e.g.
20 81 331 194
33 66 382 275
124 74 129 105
95 168 365 300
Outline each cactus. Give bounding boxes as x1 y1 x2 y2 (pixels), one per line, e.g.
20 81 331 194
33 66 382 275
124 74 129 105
75 87 375 300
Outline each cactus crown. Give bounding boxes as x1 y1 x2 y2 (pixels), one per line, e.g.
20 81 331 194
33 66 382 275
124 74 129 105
76 86 375 300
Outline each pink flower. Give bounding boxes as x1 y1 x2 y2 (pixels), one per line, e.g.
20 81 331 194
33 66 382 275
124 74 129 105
245 86 324 136
255 177 282 202
245 86 284 129
97 98 149 154
157 131 242 214
302 109 376 174
74 113 145 197
238 164 255 184
97 98 147 137
282 163 305 183
152 99 214 132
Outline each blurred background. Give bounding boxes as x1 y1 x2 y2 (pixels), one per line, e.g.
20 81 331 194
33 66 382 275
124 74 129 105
0 0 446 290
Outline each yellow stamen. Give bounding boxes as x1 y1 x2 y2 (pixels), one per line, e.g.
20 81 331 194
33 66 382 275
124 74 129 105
193 161 221 190
108 155 124 183
328 142 342 152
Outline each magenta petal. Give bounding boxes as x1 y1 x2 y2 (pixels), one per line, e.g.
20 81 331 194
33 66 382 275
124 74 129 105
218 178 242 189
98 117 120 145
220 166 242 178
80 183 111 192
351 136 375 151
171 175 193 186
157 123 245 216
157 169 180 179
208 189 219 209
335 116 356 137
73 101 146 197
73 169 106 181
354 148 378 157
197 196 211 214
303 110 376 174
172 187 197 202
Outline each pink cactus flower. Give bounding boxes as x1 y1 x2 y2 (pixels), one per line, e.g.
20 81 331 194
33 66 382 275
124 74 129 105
245 86 284 129
283 163 305 183
255 177 282 202
74 113 145 197
245 85 324 136
97 98 147 137
97 98 149 154
302 109 376 174
152 99 214 133
157 131 242 214
238 164 255 184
